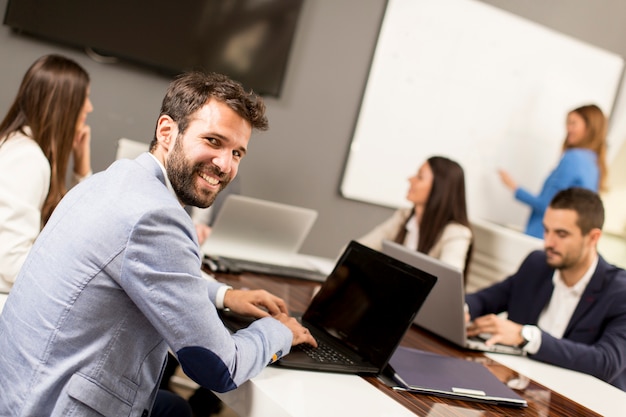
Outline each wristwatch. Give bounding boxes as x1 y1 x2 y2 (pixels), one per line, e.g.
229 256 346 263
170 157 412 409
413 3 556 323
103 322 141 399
518 325 532 348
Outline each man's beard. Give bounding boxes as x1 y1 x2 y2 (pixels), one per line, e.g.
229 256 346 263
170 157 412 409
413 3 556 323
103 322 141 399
166 136 230 208
545 248 577 270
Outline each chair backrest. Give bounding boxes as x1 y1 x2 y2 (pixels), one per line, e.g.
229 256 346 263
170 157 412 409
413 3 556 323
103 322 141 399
466 218 543 293
601 186 626 238
115 138 149 160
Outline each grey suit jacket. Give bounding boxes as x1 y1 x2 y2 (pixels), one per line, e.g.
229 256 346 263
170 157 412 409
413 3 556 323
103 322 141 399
0 153 292 416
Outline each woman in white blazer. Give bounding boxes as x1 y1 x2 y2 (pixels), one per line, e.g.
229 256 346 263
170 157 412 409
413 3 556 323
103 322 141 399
359 156 473 283
0 54 93 291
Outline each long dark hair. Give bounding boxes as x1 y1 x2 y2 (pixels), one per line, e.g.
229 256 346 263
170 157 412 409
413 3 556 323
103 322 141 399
0 54 90 225
397 156 473 277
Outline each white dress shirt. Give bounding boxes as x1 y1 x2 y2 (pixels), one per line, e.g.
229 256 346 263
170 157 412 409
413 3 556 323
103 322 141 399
523 255 598 354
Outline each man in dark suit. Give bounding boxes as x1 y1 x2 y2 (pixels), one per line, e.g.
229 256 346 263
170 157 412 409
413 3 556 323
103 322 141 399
466 187 626 390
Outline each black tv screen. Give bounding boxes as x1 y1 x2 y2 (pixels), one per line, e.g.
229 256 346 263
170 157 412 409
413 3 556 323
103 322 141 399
3 0 304 97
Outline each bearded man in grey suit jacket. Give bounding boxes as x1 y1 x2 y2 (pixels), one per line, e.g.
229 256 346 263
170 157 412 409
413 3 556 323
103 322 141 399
0 72 316 416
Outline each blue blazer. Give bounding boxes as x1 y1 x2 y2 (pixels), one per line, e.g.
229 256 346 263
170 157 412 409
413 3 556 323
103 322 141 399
0 153 292 416
466 250 626 391
515 148 599 238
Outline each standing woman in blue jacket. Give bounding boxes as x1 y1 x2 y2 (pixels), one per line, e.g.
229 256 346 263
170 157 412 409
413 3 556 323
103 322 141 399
498 104 607 239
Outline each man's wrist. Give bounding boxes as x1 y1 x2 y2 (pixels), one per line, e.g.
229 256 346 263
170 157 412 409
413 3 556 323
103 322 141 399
518 325 533 348
216 285 233 309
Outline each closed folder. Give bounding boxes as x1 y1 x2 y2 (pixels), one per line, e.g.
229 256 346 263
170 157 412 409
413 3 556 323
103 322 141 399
387 346 527 407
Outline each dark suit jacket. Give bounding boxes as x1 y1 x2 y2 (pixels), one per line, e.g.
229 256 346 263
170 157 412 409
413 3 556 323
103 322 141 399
466 250 626 391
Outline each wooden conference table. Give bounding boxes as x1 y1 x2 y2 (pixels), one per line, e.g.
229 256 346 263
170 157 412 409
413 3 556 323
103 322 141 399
210 270 617 417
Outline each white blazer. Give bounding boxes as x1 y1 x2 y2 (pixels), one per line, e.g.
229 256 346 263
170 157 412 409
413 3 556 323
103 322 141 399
358 207 472 272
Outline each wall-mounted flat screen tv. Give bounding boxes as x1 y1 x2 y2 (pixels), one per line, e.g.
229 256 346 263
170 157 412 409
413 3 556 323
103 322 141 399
3 0 304 97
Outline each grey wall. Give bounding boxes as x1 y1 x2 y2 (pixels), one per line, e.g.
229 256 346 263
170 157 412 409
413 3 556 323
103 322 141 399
1 0 625 258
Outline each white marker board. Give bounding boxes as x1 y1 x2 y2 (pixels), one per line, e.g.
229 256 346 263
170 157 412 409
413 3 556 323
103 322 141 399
341 0 624 228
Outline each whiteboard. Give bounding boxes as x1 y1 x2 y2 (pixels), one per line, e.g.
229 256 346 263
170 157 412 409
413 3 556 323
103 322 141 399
341 0 624 228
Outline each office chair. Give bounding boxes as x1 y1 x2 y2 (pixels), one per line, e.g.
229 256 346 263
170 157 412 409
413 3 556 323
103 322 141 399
115 138 149 160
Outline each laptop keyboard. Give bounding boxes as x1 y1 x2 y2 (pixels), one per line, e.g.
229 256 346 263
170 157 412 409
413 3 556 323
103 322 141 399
297 340 355 365
206 255 327 282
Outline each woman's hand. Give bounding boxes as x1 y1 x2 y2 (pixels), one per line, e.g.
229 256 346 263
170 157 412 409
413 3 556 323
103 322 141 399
73 124 92 178
498 169 517 191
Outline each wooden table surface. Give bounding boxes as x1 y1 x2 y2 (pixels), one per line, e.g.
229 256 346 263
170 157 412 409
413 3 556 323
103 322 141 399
214 271 600 417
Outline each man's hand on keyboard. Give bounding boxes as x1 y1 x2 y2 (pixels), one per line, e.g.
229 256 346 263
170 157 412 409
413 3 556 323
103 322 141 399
222 288 317 347
223 288 288 317
274 313 318 348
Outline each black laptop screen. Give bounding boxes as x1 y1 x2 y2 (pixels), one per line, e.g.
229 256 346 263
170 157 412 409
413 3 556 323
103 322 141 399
302 241 437 369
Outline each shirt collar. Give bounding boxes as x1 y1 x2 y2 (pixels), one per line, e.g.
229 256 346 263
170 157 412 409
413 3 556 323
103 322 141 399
552 254 598 295
148 153 178 201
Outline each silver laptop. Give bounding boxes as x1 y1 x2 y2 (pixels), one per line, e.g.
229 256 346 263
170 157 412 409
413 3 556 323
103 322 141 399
382 240 524 355
201 195 325 281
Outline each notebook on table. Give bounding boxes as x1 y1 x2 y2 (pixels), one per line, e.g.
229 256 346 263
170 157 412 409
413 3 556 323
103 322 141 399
381 240 524 355
200 195 326 281
219 240 438 374
387 346 527 407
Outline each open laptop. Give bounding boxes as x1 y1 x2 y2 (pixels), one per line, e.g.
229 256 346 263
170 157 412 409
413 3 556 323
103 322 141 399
219 240 438 374
381 240 524 355
201 195 326 281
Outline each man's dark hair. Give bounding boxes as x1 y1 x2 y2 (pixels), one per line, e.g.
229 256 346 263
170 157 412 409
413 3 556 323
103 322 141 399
150 72 268 149
549 187 604 234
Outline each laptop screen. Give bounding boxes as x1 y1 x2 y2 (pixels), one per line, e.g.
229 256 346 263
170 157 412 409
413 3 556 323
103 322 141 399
302 241 437 369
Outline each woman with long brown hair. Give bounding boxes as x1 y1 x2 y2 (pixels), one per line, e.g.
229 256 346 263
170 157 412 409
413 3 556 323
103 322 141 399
358 156 473 278
498 104 607 239
0 54 93 290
